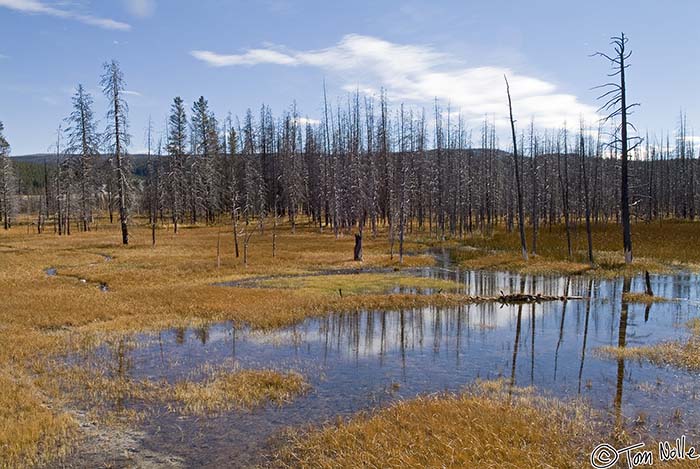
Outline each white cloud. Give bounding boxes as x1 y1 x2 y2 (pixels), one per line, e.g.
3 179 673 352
191 34 598 129
296 117 321 126
0 0 131 30
190 49 297 67
123 90 142 96
124 0 154 18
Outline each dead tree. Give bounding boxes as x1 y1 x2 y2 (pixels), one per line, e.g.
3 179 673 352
354 232 363 261
505 76 528 261
101 60 131 245
0 121 16 229
580 123 594 264
594 33 641 264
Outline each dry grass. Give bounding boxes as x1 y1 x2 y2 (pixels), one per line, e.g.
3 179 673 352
449 221 696 276
0 369 76 469
274 380 596 469
0 221 432 466
2 218 700 466
275 379 700 469
597 319 700 371
258 272 463 296
622 292 671 304
172 367 309 414
38 360 308 422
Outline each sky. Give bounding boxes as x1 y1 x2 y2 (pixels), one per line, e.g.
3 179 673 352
0 0 698 155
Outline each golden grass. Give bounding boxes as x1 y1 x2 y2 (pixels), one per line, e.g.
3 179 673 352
258 272 463 296
172 367 308 415
622 292 671 304
1 221 433 465
274 380 596 469
597 319 700 371
275 380 700 469
0 369 76 469
2 217 700 466
39 361 308 422
448 221 695 276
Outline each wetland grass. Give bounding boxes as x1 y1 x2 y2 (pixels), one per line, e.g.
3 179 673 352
2 218 700 466
597 319 700 371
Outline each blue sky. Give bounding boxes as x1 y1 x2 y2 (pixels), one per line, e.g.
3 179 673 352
0 0 698 155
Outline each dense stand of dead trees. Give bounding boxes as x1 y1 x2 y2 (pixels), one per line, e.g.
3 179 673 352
3 42 700 265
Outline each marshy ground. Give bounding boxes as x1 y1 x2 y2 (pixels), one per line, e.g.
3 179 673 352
3 219 700 467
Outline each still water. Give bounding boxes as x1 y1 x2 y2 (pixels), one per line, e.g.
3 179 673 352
65 256 700 467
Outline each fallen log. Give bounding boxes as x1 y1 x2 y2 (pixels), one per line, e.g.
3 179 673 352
497 291 584 304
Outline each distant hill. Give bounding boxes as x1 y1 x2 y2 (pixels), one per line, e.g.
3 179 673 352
11 153 151 164
11 153 58 165
10 153 152 193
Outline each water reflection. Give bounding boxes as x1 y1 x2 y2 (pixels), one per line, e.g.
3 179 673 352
615 277 631 431
70 269 700 467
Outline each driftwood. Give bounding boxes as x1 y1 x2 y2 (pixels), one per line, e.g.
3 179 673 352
497 291 584 304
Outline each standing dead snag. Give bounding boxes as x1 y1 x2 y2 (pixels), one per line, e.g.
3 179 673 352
0 121 17 230
594 33 641 264
504 75 528 261
354 232 363 261
580 123 594 264
101 60 131 245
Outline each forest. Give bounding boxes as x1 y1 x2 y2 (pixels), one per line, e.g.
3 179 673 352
3 31 700 469
1 44 697 266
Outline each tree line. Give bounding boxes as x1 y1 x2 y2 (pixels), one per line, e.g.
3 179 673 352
0 36 697 264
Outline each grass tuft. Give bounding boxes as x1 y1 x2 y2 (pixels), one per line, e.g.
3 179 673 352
274 380 595 468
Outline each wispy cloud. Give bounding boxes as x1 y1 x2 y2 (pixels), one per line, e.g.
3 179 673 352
0 0 131 30
191 34 598 128
0 54 8 59
124 0 154 18
124 90 142 96
190 49 297 67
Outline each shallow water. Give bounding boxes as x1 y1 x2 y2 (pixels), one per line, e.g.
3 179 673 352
65 256 700 467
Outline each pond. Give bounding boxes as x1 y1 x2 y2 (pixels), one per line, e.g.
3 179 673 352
62 254 700 467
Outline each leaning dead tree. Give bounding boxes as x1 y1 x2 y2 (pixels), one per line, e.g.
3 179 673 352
594 33 641 264
505 75 528 260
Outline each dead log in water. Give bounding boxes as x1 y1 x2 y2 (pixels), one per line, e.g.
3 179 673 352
496 291 584 304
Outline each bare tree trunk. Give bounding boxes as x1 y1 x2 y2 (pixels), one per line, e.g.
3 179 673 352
232 208 240 258
619 44 633 264
581 129 594 264
505 76 528 261
354 232 363 261
216 227 221 268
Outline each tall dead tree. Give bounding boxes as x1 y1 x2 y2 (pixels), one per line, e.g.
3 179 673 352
0 121 16 230
65 84 100 232
580 123 594 264
101 60 130 245
505 76 528 261
595 33 641 264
